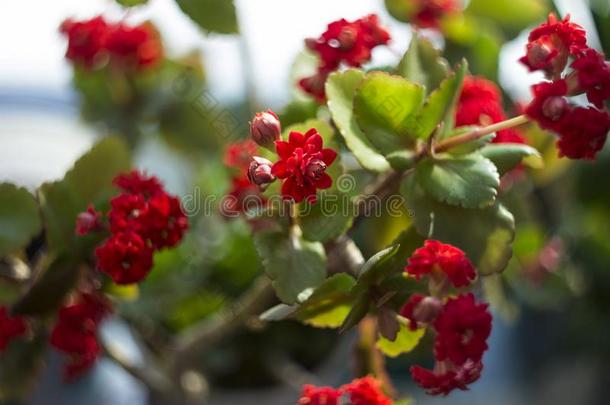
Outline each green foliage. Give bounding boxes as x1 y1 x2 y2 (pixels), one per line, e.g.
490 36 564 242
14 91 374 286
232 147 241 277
354 72 425 154
0 184 41 256
397 36 450 92
479 143 543 176
39 136 131 254
416 154 500 209
254 229 327 304
326 70 391 172
384 0 418 23
465 0 548 33
175 0 238 34
401 175 515 275
115 0 148 6
377 324 425 357
295 274 357 328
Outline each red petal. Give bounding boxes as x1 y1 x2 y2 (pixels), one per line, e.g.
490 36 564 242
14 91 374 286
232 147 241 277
288 131 305 147
321 148 338 165
305 133 323 153
275 141 292 160
271 161 289 178
315 173 332 189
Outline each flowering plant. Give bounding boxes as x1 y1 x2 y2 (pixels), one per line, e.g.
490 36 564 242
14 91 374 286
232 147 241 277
1 0 610 404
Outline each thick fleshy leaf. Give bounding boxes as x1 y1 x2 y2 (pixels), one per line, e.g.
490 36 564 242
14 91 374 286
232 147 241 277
339 292 370 332
299 193 354 242
39 136 131 254
254 230 326 304
326 70 391 172
115 0 148 6
175 0 238 34
409 61 468 140
397 36 450 92
377 324 425 357
401 175 515 275
295 274 357 328
357 244 400 282
354 72 425 154
0 184 41 256
416 154 500 209
479 143 543 176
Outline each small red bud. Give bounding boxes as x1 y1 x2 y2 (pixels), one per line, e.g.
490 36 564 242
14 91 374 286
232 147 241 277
75 204 103 236
304 37 318 50
526 40 553 69
250 110 281 149
541 96 568 121
412 296 443 324
247 157 276 186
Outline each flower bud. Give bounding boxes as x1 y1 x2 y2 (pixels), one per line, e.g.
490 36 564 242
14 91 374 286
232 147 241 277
412 296 443 324
75 205 103 236
250 110 281 149
247 157 276 186
541 96 568 121
305 158 327 181
337 26 357 50
525 40 554 70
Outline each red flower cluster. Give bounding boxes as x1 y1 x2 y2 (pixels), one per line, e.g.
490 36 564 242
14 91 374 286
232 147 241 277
401 241 492 395
50 293 111 380
521 14 610 159
272 129 337 203
60 16 162 70
456 76 526 144
297 376 391 405
222 140 268 216
409 0 461 29
299 15 390 102
0 307 27 351
409 294 492 395
95 171 188 284
405 239 477 288
519 14 587 76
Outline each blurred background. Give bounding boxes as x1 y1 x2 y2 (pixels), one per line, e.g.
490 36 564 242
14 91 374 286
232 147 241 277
1 0 610 404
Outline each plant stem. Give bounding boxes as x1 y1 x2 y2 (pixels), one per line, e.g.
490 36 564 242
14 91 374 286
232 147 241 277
434 114 530 154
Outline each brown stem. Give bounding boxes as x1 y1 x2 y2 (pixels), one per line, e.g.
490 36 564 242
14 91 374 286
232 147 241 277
434 115 530 154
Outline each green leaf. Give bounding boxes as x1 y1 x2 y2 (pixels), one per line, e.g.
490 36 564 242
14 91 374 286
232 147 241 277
295 274 357 328
357 244 400 281
175 0 238 34
401 175 515 275
465 0 548 33
376 324 425 357
260 304 298 322
326 70 391 172
409 61 468 140
479 143 543 176
386 150 417 171
446 126 495 155
372 228 425 283
299 192 354 242
354 72 425 154
0 184 41 256
39 136 131 254
384 0 419 23
416 154 500 209
13 253 83 316
115 0 148 6
340 292 370 332
254 230 327 304
397 37 450 92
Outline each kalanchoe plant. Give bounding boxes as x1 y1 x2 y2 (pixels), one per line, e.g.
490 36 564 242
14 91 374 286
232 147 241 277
1 1 610 404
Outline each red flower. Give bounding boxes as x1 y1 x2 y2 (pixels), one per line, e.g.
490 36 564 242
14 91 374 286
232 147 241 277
433 294 492 366
400 294 442 331
298 69 332 104
271 129 337 203
106 22 162 69
410 359 483 396
60 16 110 67
221 176 266 216
95 231 154 284
297 385 340 405
75 204 104 236
340 376 392 405
571 48 610 109
113 170 163 197
108 193 148 234
411 0 460 29
405 240 477 288
50 293 111 380
224 140 259 171
306 14 390 70
556 107 610 160
142 192 189 249
0 307 27 351
519 13 587 76
456 76 525 144
525 80 570 131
